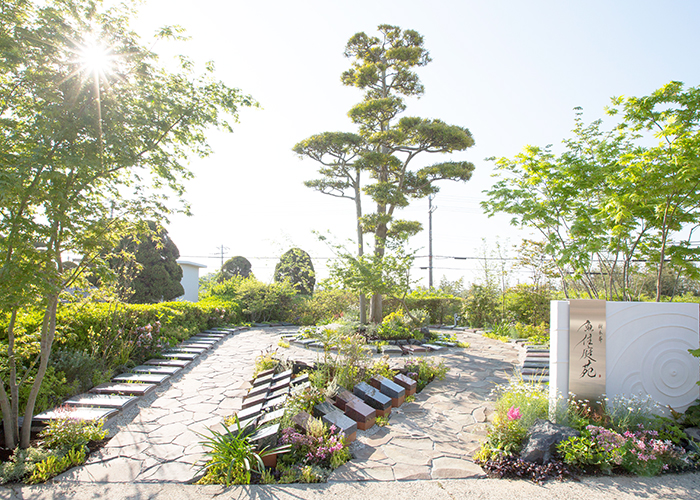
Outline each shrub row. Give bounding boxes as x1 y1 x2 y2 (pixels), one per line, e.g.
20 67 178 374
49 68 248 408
0 297 242 416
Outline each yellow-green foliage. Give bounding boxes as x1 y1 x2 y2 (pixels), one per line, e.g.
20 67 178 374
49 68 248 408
25 447 86 484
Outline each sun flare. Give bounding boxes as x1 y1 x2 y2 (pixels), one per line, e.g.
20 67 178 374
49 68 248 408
77 40 113 77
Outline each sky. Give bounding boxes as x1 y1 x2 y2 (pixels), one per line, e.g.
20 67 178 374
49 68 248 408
124 0 700 287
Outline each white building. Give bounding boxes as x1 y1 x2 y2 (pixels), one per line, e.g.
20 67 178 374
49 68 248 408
176 260 207 302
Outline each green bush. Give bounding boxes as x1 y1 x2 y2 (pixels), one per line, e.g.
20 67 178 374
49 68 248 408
463 283 500 328
504 284 552 326
375 312 418 340
385 290 463 325
1 297 242 416
294 289 357 326
206 276 296 323
404 357 449 392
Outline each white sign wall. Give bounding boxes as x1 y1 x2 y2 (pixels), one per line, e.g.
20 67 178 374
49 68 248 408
550 301 700 413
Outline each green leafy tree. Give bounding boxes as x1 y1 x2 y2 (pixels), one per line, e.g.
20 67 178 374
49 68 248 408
297 25 475 322
273 248 315 295
0 0 256 448
108 222 184 303
483 84 700 302
220 256 252 280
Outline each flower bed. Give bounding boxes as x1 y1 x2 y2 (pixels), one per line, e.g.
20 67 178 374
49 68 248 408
474 379 700 482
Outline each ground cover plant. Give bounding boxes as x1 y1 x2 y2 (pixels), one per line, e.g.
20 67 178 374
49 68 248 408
475 379 700 482
0 407 107 484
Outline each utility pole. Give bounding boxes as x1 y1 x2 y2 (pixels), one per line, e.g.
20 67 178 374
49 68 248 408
215 245 229 269
428 194 437 289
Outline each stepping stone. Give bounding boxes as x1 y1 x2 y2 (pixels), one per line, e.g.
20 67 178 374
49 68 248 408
354 382 392 417
178 342 212 350
242 392 268 410
435 341 456 347
292 339 315 347
90 383 156 397
269 378 290 392
253 373 274 387
272 369 293 381
521 368 549 376
370 376 406 407
401 345 427 355
112 372 170 385
249 424 280 450
190 335 222 341
258 408 286 427
247 383 270 399
268 386 290 400
34 406 118 424
393 373 417 396
202 330 228 335
167 346 207 354
162 351 198 360
230 417 257 434
130 365 181 376
335 390 376 430
380 345 403 356
522 374 549 383
291 373 309 386
523 362 549 369
422 344 445 351
187 336 218 342
63 393 138 410
257 368 276 379
263 395 288 411
145 358 190 368
236 403 263 422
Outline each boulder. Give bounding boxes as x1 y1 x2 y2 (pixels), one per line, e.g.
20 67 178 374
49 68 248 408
520 419 579 464
685 427 700 444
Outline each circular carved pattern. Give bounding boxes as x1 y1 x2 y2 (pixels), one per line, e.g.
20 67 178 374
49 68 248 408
641 339 697 401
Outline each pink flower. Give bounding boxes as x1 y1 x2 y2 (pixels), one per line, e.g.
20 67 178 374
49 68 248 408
507 406 522 421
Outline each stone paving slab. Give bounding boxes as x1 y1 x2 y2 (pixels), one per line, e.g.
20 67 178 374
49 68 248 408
56 327 518 485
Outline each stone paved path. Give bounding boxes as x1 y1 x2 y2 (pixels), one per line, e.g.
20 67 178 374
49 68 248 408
329 330 518 481
57 327 518 484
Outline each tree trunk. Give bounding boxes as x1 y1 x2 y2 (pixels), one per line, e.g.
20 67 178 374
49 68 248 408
369 293 383 323
355 174 367 324
20 294 58 448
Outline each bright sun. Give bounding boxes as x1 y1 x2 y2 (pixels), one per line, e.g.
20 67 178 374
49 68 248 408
77 39 113 77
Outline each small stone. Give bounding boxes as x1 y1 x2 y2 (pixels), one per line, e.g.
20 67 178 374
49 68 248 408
520 419 579 464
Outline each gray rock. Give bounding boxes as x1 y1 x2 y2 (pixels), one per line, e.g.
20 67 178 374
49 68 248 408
685 427 700 442
519 419 579 464
420 326 431 335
